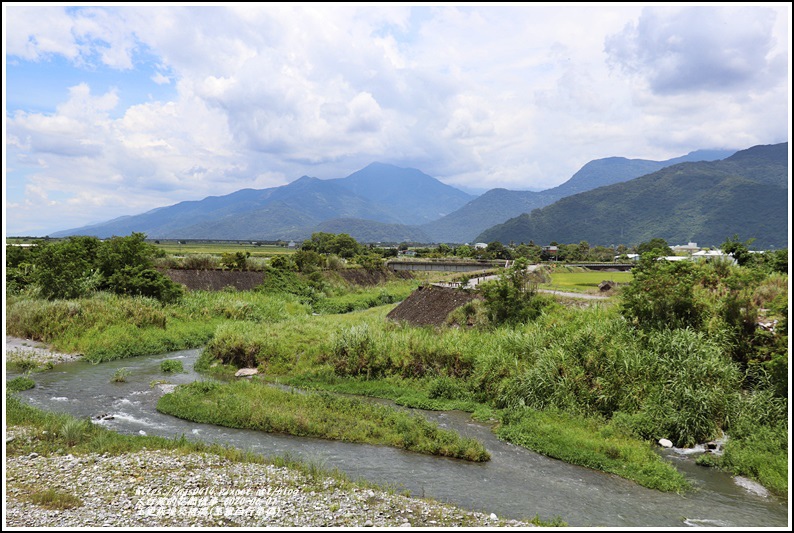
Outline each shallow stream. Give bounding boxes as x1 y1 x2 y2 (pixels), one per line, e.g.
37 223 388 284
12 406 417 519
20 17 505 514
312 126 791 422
7 348 789 527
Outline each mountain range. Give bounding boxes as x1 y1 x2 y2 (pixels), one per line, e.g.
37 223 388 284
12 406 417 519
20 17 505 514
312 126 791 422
476 143 788 250
51 144 788 249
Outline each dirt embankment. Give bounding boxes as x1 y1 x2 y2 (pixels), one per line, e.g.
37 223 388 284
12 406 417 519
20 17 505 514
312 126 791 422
162 268 413 291
386 285 481 327
162 269 265 291
335 269 414 286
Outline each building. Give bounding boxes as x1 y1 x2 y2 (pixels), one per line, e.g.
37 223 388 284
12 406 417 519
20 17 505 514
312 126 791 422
671 242 700 254
692 250 736 263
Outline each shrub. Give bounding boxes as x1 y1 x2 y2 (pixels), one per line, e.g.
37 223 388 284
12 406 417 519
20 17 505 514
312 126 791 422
111 368 130 383
182 254 220 270
27 488 83 510
620 259 703 330
160 359 185 373
7 376 36 392
481 258 546 325
60 418 91 447
105 265 184 304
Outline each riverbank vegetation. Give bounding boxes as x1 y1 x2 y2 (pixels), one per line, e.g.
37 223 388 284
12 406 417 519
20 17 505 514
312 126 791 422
5 234 788 497
157 380 490 461
5 392 372 491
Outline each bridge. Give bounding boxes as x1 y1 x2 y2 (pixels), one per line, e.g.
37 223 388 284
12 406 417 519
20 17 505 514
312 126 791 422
386 260 506 272
387 260 635 272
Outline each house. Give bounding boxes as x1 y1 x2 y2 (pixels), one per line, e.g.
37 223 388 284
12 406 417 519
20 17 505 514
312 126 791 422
671 242 700 254
474 243 488 250
692 250 736 263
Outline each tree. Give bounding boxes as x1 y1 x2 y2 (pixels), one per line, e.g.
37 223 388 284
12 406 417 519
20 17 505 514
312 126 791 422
293 249 324 272
436 243 453 257
106 265 184 303
454 245 473 258
35 236 102 300
331 233 361 258
220 251 250 270
95 233 160 279
486 241 512 260
636 238 673 258
513 243 541 263
620 259 703 331
301 232 361 258
721 234 755 267
481 258 543 325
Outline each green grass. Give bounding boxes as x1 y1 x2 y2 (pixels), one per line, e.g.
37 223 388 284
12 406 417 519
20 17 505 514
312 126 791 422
497 409 690 493
110 368 130 383
6 267 786 499
540 270 633 293
157 380 490 462
153 242 295 257
275 374 489 415
7 376 36 392
5 291 310 363
4 392 358 492
160 359 184 373
24 487 84 510
313 283 415 314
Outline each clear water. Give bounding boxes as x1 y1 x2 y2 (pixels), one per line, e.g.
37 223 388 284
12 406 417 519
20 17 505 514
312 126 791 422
7 349 790 527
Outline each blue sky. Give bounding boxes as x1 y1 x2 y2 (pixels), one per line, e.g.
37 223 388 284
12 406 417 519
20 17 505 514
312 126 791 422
3 3 791 236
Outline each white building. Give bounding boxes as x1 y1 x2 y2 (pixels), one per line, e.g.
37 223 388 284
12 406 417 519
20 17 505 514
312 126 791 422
671 242 700 254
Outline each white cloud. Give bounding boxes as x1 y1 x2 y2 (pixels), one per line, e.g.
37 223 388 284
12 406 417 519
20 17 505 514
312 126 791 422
151 72 171 85
4 4 790 235
605 6 786 94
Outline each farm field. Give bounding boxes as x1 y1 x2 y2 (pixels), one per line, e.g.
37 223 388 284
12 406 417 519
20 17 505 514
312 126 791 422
151 241 296 257
541 269 634 293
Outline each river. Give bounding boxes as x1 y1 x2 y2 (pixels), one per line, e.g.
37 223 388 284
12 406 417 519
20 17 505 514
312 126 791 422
6 348 789 527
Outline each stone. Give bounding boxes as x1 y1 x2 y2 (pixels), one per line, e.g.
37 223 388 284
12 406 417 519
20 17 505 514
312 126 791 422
598 280 615 292
155 384 178 394
658 438 673 448
490 513 498 521
235 368 259 377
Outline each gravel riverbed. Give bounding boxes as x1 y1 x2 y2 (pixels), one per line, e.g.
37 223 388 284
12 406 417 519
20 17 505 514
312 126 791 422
6 336 83 367
5 444 533 528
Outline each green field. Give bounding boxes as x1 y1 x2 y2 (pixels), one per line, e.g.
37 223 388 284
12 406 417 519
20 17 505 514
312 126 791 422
541 270 633 293
152 241 296 257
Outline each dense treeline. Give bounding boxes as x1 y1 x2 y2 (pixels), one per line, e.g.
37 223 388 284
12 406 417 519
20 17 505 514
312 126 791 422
6 233 183 303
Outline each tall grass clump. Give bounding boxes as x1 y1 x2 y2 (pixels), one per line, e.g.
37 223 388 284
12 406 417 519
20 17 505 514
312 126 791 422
203 322 268 368
157 380 490 462
25 488 84 510
60 418 92 447
7 376 36 392
5 289 310 363
487 303 743 448
496 408 689 492
323 322 477 380
160 359 184 373
182 254 220 270
709 380 789 497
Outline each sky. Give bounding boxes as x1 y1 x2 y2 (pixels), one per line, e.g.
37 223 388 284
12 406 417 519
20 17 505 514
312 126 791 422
3 3 791 236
